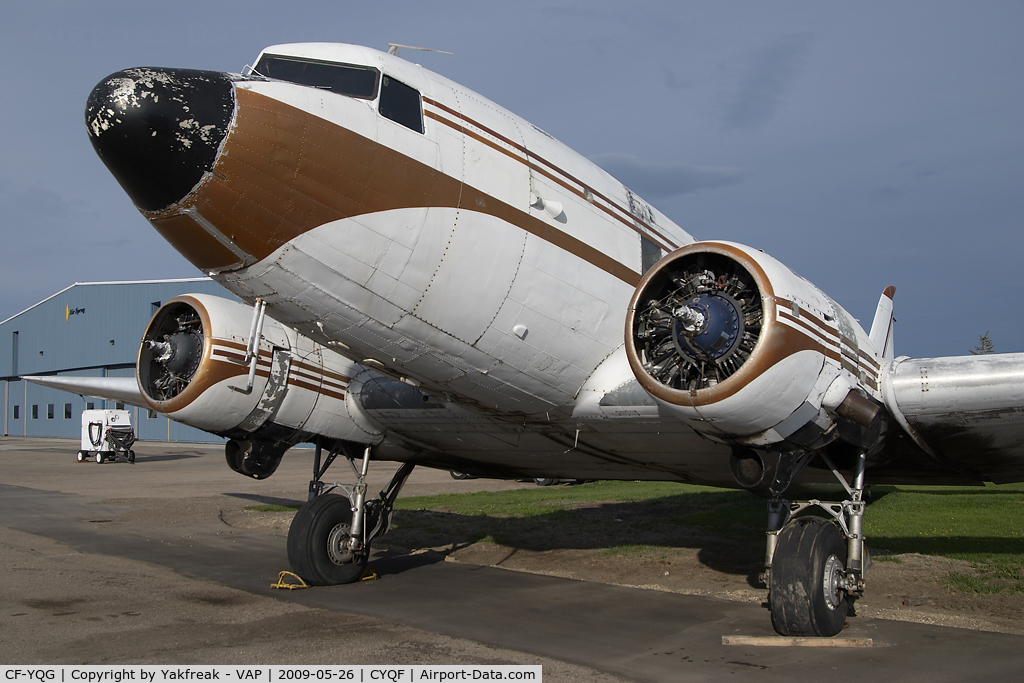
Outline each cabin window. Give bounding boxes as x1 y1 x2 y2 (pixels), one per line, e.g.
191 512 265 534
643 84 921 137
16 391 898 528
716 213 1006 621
641 236 662 274
254 54 380 100
379 76 424 133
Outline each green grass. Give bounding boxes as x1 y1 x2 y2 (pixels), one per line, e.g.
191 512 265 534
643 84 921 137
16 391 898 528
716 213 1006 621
393 480 722 516
864 483 1024 593
392 479 1024 594
389 481 768 574
246 479 1024 594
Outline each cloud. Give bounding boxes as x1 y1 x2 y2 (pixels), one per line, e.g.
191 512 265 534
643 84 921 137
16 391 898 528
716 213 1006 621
591 153 745 200
722 33 814 131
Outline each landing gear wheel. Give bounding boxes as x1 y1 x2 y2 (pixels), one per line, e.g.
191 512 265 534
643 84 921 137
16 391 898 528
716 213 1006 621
287 494 368 585
95 452 105 464
770 516 849 637
77 451 86 462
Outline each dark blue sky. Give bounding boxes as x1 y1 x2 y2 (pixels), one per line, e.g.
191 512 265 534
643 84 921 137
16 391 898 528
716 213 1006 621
2 1 1021 358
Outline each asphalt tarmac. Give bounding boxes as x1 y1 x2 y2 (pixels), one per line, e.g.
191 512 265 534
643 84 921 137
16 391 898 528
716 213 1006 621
1 437 1022 681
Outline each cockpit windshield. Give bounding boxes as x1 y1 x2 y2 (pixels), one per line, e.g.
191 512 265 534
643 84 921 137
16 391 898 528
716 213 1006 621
253 54 380 99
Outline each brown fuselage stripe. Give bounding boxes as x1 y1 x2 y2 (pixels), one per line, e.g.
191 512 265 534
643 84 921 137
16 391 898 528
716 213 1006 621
775 299 839 338
213 338 352 384
425 107 676 252
201 360 347 401
211 349 350 396
775 314 876 382
776 309 838 346
858 348 880 371
777 311 841 362
423 98 679 250
151 88 639 286
424 97 653 232
774 300 880 379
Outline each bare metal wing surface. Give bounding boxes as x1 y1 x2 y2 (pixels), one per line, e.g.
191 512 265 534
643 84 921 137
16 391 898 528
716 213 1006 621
22 375 147 409
59 42 1024 637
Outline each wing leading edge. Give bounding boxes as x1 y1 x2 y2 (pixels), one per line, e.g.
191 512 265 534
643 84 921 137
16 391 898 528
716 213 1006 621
883 352 1024 483
22 375 148 409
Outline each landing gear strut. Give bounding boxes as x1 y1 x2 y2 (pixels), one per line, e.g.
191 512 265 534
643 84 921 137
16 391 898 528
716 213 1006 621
288 441 414 585
762 451 868 637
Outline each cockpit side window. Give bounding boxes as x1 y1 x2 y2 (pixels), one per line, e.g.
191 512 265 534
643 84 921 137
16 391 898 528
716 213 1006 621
379 75 424 133
254 54 380 99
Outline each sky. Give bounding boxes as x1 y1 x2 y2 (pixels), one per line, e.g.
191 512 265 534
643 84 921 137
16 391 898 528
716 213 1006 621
1 1 1021 358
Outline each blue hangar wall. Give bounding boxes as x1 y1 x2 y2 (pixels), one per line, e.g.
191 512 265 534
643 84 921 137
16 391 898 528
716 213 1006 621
1 279 238 442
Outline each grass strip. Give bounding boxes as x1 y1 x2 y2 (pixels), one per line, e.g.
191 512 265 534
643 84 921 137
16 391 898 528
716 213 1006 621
247 479 1024 594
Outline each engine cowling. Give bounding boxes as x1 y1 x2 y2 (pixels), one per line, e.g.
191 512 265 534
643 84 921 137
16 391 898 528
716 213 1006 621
625 241 884 452
138 294 382 477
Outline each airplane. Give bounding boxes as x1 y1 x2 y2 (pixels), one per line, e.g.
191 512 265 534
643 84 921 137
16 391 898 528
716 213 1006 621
27 42 1024 638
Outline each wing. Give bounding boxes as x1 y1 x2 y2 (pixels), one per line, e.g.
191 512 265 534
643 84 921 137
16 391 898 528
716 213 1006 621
22 375 148 409
882 353 1024 483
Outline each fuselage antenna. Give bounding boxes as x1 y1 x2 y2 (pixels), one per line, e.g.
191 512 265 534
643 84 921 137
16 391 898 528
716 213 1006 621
387 43 454 58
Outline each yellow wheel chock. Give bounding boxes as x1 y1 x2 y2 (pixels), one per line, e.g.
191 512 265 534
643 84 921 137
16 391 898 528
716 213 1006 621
271 571 309 590
272 567 377 588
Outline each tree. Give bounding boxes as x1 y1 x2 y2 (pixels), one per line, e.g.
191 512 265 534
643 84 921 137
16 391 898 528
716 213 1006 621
970 332 995 355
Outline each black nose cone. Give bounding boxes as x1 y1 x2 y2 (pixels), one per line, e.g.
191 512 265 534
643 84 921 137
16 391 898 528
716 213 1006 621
86 68 235 212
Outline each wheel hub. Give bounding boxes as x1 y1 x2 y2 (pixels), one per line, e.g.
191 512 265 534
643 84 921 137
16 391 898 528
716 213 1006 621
822 554 845 611
327 523 356 565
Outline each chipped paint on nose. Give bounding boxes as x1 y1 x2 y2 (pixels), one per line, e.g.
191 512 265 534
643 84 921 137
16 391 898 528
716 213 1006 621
85 68 235 212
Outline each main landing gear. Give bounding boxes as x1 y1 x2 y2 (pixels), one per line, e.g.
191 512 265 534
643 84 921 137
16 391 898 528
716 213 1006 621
762 450 869 637
287 441 414 585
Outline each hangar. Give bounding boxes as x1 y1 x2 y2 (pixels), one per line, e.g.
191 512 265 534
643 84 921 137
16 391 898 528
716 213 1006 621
1 278 235 442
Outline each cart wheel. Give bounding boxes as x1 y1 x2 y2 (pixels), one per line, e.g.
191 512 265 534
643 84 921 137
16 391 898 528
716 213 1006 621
95 452 105 464
77 451 86 462
128 450 136 464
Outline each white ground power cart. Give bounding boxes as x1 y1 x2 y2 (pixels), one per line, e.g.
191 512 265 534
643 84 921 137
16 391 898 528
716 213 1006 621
78 409 136 464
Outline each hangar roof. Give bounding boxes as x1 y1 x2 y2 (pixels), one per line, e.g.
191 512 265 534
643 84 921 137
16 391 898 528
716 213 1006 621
1 278 235 379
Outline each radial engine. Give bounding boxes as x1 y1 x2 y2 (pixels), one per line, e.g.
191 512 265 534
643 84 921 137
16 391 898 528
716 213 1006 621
625 242 888 494
138 294 381 478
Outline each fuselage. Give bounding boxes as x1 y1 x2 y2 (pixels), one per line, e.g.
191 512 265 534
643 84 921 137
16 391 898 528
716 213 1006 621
101 44 693 412
85 43 1024 487
87 44 743 482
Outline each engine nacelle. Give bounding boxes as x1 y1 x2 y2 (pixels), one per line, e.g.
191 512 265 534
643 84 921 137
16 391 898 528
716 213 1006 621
138 294 382 477
625 241 883 451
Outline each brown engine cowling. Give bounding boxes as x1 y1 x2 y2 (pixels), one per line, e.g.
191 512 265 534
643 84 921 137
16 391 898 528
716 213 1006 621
625 242 887 482
138 294 381 478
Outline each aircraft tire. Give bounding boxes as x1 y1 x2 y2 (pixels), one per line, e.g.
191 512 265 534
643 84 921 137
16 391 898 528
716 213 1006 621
287 494 368 586
769 516 849 637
